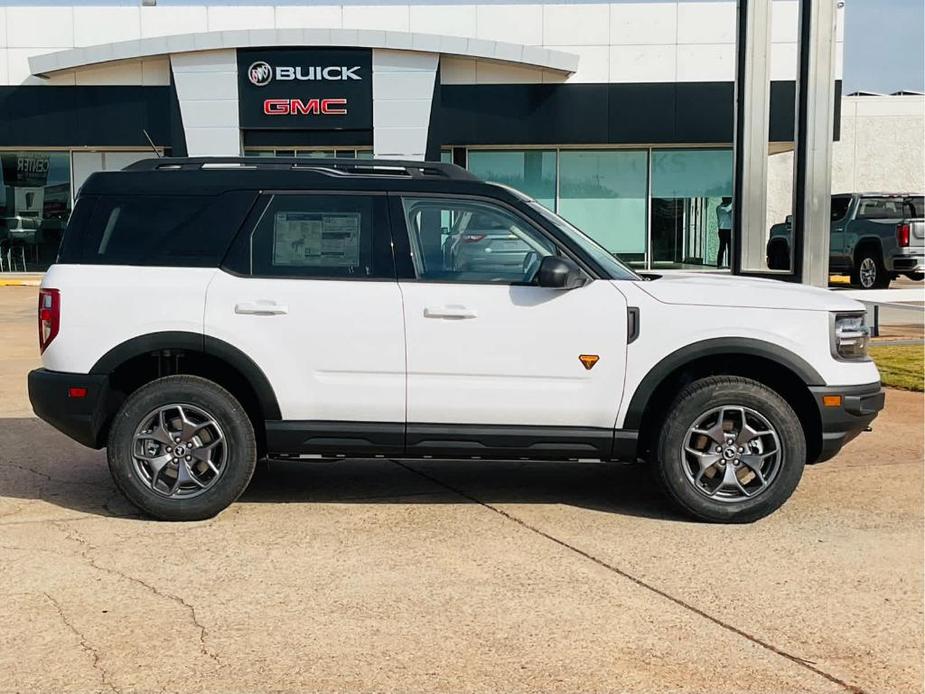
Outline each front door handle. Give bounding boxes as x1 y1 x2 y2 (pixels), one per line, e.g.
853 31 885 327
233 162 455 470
423 305 478 320
235 300 288 316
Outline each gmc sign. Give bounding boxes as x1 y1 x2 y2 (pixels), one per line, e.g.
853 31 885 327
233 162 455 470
238 48 372 131
264 98 349 115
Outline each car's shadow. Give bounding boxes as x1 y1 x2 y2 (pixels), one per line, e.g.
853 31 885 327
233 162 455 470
0 417 685 522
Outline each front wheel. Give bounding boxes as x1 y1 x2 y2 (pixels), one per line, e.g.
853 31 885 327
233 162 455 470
654 376 806 523
107 375 257 521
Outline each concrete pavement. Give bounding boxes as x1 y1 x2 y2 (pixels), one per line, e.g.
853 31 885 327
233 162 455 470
1 286 922 693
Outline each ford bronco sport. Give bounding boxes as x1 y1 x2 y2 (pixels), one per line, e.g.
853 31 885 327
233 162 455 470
28 158 884 522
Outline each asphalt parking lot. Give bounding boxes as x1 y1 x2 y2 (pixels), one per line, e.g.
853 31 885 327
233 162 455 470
1 285 922 694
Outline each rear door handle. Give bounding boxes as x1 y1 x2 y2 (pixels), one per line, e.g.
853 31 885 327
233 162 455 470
423 305 478 319
235 300 288 316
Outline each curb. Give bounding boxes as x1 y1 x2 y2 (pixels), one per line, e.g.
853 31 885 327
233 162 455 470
0 279 41 287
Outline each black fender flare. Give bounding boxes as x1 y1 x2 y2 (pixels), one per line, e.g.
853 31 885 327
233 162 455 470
622 337 824 430
852 236 885 262
90 331 281 420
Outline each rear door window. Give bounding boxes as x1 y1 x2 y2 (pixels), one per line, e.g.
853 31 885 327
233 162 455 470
246 193 394 280
830 196 852 222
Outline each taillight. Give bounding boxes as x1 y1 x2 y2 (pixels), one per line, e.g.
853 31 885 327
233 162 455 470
38 288 60 354
897 223 911 248
462 234 486 243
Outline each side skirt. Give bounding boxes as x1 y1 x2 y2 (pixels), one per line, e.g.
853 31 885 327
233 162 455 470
266 421 640 462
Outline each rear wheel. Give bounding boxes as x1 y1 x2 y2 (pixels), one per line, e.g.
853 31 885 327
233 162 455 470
852 250 890 289
107 375 257 521
654 376 806 523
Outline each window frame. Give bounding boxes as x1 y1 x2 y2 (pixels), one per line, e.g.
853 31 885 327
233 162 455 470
387 192 592 286
223 189 397 282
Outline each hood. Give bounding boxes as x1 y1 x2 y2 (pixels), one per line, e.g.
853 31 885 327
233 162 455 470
636 272 865 312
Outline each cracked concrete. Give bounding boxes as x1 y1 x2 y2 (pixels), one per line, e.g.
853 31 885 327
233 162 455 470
43 591 119 694
1 285 923 693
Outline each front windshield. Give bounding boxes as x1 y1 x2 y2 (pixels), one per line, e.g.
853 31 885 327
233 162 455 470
526 201 641 281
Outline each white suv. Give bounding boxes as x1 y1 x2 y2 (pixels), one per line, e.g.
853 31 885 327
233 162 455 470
28 158 884 522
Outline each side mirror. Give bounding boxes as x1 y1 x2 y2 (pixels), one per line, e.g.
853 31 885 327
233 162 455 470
536 256 588 289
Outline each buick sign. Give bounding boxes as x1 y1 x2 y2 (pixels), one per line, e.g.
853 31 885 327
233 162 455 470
248 61 363 86
238 47 372 130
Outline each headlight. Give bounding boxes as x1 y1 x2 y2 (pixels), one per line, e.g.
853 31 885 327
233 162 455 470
830 312 870 361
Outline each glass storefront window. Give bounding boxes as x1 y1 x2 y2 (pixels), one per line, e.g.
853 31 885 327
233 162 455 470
467 150 557 211
0 151 71 272
650 149 733 268
557 150 648 267
246 149 373 159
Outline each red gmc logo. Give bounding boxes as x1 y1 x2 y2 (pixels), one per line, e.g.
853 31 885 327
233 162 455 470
263 98 348 116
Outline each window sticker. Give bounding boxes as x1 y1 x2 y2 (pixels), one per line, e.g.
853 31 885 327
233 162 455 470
272 211 361 267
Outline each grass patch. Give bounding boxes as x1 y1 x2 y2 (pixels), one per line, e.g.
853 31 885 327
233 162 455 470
870 345 924 391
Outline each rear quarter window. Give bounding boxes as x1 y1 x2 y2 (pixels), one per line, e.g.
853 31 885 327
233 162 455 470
59 191 257 266
856 198 904 220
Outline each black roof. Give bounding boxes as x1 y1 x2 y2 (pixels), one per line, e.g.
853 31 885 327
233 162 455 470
79 156 511 200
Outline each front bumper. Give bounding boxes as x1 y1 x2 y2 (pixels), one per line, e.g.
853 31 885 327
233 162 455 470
810 381 885 463
28 369 112 449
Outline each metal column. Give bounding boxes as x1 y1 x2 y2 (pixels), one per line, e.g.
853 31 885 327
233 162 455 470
792 0 839 286
732 0 773 274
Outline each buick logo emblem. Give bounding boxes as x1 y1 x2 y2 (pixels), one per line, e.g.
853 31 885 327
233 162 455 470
247 61 272 87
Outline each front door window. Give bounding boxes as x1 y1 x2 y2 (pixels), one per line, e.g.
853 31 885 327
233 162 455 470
401 197 556 284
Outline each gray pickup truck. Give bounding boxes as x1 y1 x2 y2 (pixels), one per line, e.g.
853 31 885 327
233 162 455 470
767 193 924 288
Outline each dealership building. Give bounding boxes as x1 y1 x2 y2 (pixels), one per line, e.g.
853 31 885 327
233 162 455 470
0 0 850 271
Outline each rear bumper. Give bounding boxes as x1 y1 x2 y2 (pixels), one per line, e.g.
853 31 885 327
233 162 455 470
886 251 924 273
28 368 111 449
810 381 885 463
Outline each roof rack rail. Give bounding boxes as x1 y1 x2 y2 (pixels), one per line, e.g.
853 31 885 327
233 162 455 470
123 156 479 181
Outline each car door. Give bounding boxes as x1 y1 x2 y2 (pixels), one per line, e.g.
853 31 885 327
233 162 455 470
392 194 628 459
204 191 405 453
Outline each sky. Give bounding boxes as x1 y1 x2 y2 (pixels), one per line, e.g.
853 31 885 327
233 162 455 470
2 0 923 93
842 0 924 93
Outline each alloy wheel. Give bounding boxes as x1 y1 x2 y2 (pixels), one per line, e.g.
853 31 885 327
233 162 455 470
680 405 782 503
131 403 228 499
859 257 877 288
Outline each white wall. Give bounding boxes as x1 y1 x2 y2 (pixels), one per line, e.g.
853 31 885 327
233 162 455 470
0 1 841 86
372 49 439 160
170 49 241 156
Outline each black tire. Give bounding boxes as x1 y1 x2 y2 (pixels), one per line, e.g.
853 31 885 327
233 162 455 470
107 375 257 521
654 376 806 523
905 272 924 282
851 249 890 289
766 241 790 270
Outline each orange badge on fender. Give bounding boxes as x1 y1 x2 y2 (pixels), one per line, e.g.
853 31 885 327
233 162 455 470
578 354 600 370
